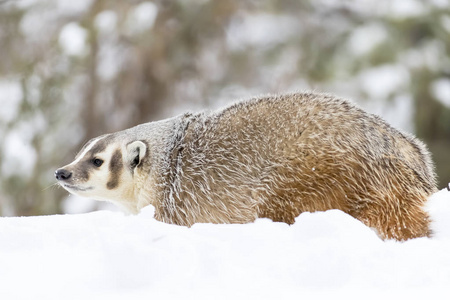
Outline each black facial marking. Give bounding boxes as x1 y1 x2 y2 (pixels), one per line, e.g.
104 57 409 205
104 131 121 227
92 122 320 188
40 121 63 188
138 140 149 169
107 149 123 190
88 140 108 157
131 154 140 168
73 163 90 181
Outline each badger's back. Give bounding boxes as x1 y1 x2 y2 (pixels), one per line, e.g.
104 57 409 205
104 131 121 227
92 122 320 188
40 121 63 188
155 92 437 241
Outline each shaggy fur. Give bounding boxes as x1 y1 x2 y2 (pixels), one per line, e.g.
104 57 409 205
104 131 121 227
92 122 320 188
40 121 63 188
56 92 438 241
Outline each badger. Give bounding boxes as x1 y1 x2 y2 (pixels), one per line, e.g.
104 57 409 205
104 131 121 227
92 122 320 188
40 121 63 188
55 92 437 241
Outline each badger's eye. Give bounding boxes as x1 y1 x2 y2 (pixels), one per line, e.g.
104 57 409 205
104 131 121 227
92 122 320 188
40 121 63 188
92 158 103 167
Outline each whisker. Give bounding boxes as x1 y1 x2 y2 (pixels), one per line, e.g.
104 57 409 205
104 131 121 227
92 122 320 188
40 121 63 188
42 183 61 192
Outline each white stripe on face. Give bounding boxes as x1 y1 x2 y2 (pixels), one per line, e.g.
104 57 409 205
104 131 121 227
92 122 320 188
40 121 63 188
69 136 105 166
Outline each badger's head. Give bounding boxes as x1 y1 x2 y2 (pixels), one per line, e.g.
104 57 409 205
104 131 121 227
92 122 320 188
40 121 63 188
55 135 147 212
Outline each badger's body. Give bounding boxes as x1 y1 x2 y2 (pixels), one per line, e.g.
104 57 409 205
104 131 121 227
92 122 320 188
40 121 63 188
56 92 437 241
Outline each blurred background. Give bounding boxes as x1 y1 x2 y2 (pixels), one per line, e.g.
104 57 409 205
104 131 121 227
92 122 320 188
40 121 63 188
0 0 449 216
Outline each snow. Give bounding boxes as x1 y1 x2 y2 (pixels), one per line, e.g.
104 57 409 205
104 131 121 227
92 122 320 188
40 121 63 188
0 189 449 299
358 64 410 100
430 78 450 109
0 79 23 123
421 40 447 72
1 129 37 178
125 2 158 35
95 10 118 34
58 22 89 57
430 0 450 8
226 13 299 51
441 15 450 33
347 23 387 56
55 0 94 16
385 0 426 19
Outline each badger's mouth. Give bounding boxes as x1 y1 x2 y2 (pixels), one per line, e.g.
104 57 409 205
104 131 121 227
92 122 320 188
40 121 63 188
62 184 94 192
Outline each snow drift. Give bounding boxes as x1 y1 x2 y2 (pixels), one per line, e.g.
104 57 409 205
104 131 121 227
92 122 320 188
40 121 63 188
1 189 449 300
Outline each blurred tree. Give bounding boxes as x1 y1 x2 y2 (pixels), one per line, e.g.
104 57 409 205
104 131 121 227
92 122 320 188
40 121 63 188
0 0 448 216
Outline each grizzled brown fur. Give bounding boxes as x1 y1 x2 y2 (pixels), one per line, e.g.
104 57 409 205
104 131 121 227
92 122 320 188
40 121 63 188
57 92 438 241
150 93 437 241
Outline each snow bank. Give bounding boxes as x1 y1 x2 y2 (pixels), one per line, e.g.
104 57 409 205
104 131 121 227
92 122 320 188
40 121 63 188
1 189 450 300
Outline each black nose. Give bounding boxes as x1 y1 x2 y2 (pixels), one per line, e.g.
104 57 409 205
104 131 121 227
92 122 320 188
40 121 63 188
55 169 72 181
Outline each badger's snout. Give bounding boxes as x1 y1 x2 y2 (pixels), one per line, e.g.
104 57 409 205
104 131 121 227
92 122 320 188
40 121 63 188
55 169 72 181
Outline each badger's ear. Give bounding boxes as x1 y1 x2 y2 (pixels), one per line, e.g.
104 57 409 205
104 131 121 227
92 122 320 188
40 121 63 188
126 141 147 169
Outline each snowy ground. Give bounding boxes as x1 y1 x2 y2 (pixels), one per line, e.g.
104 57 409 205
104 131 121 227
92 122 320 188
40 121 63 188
1 189 450 300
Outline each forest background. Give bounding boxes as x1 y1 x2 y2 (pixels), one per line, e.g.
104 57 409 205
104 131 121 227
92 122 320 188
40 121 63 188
0 0 449 216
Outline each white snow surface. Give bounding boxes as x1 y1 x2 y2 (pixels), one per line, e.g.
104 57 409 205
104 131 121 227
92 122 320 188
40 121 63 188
1 189 450 299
